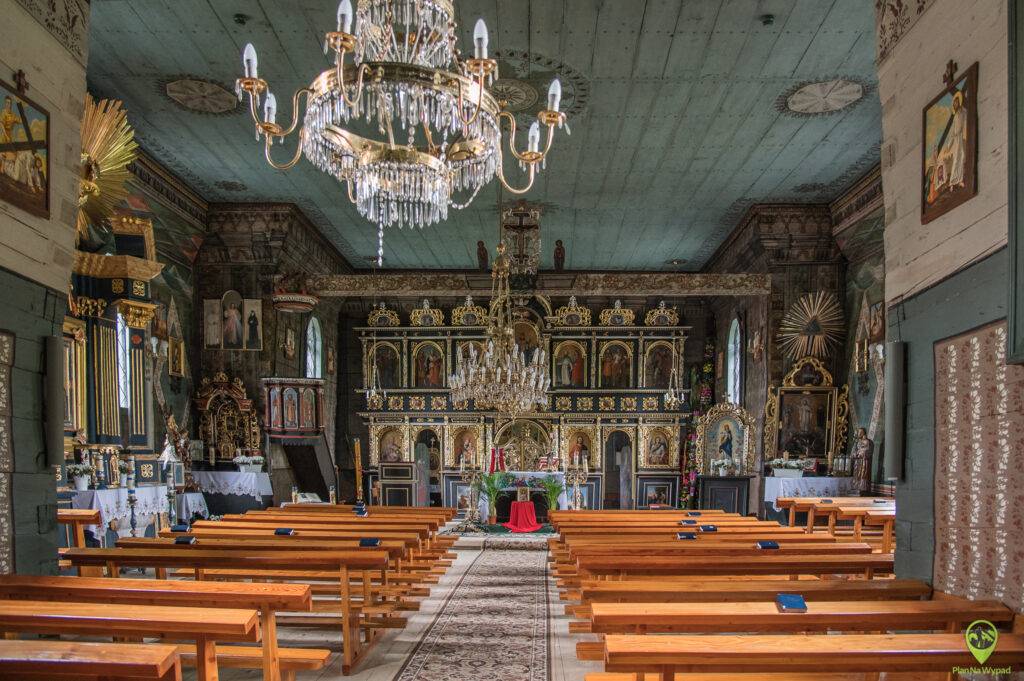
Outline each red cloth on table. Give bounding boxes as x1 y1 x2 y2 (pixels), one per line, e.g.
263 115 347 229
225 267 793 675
503 500 542 533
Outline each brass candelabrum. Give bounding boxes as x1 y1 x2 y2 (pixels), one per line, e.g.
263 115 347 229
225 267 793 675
565 463 589 510
451 464 485 533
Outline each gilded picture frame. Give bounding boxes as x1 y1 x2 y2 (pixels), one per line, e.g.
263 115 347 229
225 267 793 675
598 340 633 389
552 340 587 389
559 423 599 469
411 340 445 388
643 340 676 389
447 424 482 469
365 340 403 389
696 402 756 475
763 357 850 467
638 424 679 469
371 424 408 465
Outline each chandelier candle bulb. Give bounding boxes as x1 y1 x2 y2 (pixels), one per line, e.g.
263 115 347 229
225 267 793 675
242 43 258 78
473 18 489 59
337 0 353 33
528 122 540 153
548 78 562 112
263 92 277 125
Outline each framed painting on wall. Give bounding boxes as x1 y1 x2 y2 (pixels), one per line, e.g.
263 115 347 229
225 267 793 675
922 61 978 224
0 78 49 218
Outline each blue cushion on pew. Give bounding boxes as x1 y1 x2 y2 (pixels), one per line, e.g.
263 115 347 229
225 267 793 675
170 524 190 533
698 525 717 532
756 540 780 549
174 536 197 545
274 528 295 536
359 538 381 547
686 511 701 517
679 520 697 525
676 532 697 540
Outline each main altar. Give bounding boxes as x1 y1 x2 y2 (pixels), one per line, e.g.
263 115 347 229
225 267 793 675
474 471 569 521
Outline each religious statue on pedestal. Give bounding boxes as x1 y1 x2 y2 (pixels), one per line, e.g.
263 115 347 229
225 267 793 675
851 427 874 494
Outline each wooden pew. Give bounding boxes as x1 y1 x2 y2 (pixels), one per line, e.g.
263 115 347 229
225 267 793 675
587 598 1011 634
576 577 932 605
864 507 896 552
0 574 323 681
816 501 894 538
282 504 456 520
775 497 892 531
0 599 258 681
64 547 388 673
57 508 102 575
0 639 182 680
575 553 894 580
602 633 1024 679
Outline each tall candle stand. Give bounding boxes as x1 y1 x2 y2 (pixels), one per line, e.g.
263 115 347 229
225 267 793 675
451 461 485 533
565 458 589 510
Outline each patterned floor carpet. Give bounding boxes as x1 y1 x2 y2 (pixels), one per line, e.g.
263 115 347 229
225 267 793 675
395 550 551 681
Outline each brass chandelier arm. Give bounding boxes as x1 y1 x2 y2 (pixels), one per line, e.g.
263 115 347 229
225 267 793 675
245 87 313 139
455 72 487 133
498 111 554 163
494 146 537 194
263 127 307 171
335 54 371 108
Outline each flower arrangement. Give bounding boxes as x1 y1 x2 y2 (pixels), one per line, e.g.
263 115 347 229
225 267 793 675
769 458 809 469
66 463 95 478
117 460 133 474
232 455 265 465
679 340 715 508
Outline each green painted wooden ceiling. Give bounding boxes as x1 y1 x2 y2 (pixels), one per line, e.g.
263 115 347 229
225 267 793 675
88 0 880 271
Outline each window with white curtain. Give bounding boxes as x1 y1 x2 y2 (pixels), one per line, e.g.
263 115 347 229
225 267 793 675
305 317 323 378
726 317 741 404
116 313 131 410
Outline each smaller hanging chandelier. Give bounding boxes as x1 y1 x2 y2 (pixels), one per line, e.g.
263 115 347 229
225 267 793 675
663 337 686 410
449 242 549 415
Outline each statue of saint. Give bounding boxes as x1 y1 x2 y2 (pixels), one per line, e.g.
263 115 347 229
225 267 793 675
851 427 874 494
553 239 566 271
477 241 489 271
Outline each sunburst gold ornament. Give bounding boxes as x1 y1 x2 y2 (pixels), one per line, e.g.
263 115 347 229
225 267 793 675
777 291 844 359
78 95 138 240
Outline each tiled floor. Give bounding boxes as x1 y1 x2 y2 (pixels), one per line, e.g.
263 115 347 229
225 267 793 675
203 542 593 681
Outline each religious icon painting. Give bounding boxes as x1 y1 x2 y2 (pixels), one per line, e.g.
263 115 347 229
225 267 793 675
378 428 404 463
283 327 296 360
370 342 401 389
203 299 222 348
299 388 316 429
922 62 978 224
553 341 586 388
644 341 675 389
639 426 676 469
695 403 755 476
243 299 262 350
598 341 632 389
450 427 481 468
412 342 444 388
282 388 299 429
513 321 541 360
564 430 592 468
220 290 244 350
774 388 835 460
0 78 49 218
268 387 283 429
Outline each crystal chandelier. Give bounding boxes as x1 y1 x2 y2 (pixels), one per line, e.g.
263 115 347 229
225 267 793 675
663 337 685 410
235 0 568 264
449 242 549 416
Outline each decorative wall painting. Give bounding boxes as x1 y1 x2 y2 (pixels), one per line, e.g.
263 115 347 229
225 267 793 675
221 290 244 349
513 321 541 359
638 425 679 469
282 388 299 429
372 342 401 388
243 299 262 350
922 62 978 224
283 327 296 359
643 483 670 506
599 341 631 388
644 341 674 389
565 431 592 468
0 78 49 218
553 341 586 388
412 342 444 388
203 293 261 350
300 388 316 429
695 402 756 475
268 387 282 429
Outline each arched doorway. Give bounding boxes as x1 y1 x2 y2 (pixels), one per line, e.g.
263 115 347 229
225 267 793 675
414 428 442 506
603 430 633 509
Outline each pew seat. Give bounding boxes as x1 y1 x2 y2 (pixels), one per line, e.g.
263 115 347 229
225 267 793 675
177 643 330 681
0 639 181 680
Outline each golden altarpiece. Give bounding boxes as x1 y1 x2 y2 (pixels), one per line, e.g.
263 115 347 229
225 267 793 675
359 297 690 509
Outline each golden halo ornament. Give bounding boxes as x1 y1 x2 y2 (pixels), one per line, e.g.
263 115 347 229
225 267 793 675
777 291 844 359
77 95 138 241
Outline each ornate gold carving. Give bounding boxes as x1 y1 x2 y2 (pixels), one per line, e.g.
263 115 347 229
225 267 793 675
644 301 680 326
109 215 157 261
131 280 146 296
451 295 487 326
555 396 572 411
140 463 154 478
111 279 125 294
368 303 400 327
408 396 426 410
577 397 593 411
642 396 659 411
430 396 447 410
598 396 615 411
410 299 444 326
778 291 844 360
370 424 408 466
764 357 850 467
387 396 404 410
552 296 591 326
782 356 835 387
559 423 599 469
74 296 107 318
695 402 757 475
367 393 384 410
638 424 680 469
447 424 483 468
621 396 637 411
73 252 164 281
194 373 261 459
599 300 635 326
117 301 157 328
598 340 634 388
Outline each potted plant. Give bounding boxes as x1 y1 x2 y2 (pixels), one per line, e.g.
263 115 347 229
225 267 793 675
475 471 513 525
537 475 564 520
66 463 95 491
117 459 134 487
232 454 265 473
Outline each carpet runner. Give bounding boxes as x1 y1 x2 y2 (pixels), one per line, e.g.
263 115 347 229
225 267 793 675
395 549 550 680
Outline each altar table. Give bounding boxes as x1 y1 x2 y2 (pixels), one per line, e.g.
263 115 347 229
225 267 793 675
503 500 542 533
477 471 568 520
190 471 272 501
71 486 168 545
174 492 209 522
763 476 856 512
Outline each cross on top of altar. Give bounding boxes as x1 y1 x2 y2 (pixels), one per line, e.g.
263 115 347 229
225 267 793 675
501 202 541 276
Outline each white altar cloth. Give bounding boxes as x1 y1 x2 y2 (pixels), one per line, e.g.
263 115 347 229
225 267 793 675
191 471 273 501
174 492 209 522
478 471 568 519
763 476 856 512
72 486 168 543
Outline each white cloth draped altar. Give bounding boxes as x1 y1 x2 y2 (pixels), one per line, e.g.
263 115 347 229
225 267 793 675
71 486 168 544
191 471 273 501
478 471 568 519
763 476 857 512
